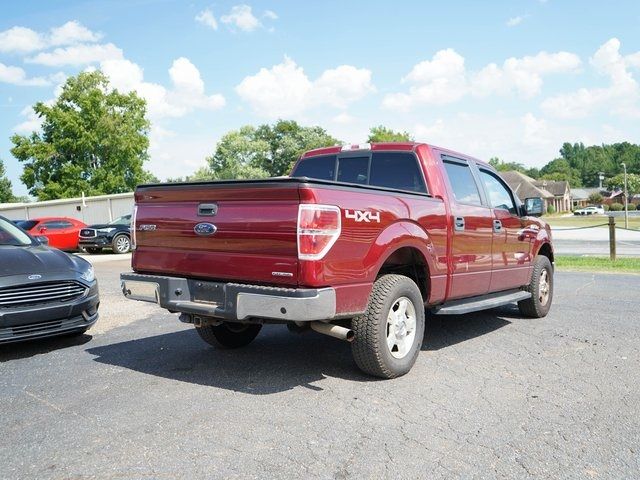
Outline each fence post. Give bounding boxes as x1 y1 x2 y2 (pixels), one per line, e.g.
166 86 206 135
608 215 616 261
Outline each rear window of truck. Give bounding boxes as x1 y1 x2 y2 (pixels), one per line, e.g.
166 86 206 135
292 152 426 193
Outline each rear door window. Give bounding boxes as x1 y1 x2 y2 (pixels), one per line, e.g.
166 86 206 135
443 161 482 205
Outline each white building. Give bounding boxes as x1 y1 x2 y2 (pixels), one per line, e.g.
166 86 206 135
0 192 134 225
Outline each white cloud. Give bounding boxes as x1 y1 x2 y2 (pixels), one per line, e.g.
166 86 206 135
221 5 261 32
0 26 45 53
332 112 354 124
236 57 374 117
264 10 278 20
101 57 225 120
49 21 102 46
195 9 218 30
383 48 581 111
506 15 527 27
25 42 124 66
13 106 43 133
541 38 640 118
0 21 100 54
0 62 49 86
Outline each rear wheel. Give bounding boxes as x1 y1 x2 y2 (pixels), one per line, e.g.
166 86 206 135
112 234 131 254
195 322 262 349
518 255 553 318
351 274 425 379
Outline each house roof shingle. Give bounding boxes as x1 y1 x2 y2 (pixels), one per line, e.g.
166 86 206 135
499 171 554 200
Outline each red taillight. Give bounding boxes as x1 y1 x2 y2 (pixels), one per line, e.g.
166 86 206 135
297 204 341 260
131 205 138 250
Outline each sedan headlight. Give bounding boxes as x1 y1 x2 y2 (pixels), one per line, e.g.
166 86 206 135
97 227 117 234
81 266 95 282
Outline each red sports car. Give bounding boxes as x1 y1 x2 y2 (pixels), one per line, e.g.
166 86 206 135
16 217 87 251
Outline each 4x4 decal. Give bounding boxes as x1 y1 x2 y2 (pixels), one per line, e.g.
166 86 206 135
345 209 381 223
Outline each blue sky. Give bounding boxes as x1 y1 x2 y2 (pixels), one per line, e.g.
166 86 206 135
1 0 639 196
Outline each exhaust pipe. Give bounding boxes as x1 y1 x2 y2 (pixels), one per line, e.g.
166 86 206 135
310 322 355 342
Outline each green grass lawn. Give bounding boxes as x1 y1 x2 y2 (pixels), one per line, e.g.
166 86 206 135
555 256 640 273
544 215 640 230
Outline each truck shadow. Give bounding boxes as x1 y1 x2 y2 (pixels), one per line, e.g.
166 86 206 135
85 306 517 394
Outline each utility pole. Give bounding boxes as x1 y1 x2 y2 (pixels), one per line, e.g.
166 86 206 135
621 163 629 229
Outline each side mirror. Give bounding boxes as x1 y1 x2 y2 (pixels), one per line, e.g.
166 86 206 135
39 226 47 233
35 235 49 245
524 197 544 217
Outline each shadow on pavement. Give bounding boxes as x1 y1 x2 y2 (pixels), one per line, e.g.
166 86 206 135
85 307 517 394
423 307 513 351
0 333 93 361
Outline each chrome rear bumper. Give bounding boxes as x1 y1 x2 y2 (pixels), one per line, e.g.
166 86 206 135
120 272 336 322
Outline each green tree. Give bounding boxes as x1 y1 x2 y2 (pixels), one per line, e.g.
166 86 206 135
587 192 604 205
539 158 582 187
367 125 413 143
0 158 15 203
605 173 640 196
202 121 339 179
10 71 152 200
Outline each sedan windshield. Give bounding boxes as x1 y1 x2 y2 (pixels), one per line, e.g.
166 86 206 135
17 220 38 230
0 218 33 246
108 215 131 226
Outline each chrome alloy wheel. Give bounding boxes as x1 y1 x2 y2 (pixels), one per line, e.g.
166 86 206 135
539 269 550 306
115 235 130 253
386 296 417 359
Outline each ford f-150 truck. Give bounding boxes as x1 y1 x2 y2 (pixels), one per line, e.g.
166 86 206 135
121 142 553 378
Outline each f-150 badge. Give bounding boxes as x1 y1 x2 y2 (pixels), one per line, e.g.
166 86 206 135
345 209 381 223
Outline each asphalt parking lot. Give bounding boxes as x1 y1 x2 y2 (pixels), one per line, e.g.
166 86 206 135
1 258 639 479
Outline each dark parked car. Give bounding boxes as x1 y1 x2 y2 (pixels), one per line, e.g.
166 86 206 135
78 214 132 254
0 215 99 344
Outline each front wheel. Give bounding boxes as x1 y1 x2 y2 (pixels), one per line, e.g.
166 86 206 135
112 234 131 254
518 255 553 318
195 322 262 349
351 274 425 379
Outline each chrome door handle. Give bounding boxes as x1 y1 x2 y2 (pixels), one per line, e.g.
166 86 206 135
493 219 502 233
454 216 465 231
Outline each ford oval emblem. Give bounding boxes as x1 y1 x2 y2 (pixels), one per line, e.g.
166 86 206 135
194 222 217 236
28 274 42 280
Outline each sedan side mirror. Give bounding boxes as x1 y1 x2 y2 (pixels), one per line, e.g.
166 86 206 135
524 197 544 217
35 235 49 245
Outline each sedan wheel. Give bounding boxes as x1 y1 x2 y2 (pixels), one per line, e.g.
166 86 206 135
112 235 131 254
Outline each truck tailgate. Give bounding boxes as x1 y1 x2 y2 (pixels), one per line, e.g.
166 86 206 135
132 181 300 286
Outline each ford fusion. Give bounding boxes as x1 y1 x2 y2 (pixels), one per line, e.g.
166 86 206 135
0 215 99 344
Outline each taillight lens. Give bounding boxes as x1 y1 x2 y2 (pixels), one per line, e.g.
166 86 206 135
297 204 341 260
131 205 138 250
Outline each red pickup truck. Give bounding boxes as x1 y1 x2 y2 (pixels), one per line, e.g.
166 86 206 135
121 142 553 378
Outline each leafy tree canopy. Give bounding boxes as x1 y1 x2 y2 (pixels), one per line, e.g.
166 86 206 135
605 173 640 196
0 158 16 203
198 120 339 180
367 126 413 143
489 157 539 178
10 71 152 200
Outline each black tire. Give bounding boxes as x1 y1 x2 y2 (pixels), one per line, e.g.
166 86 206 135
195 322 262 349
351 274 425 379
518 255 553 318
85 247 102 254
112 234 131 254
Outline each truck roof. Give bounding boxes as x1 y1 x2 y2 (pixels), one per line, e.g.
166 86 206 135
301 142 491 168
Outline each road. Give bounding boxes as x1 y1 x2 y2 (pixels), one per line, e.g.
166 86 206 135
552 226 640 256
1 258 639 479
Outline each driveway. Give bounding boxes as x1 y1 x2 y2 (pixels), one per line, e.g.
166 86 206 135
1 259 638 479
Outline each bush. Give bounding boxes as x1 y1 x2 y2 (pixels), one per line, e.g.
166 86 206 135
609 203 624 211
603 204 610 211
546 204 556 214
587 193 604 204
